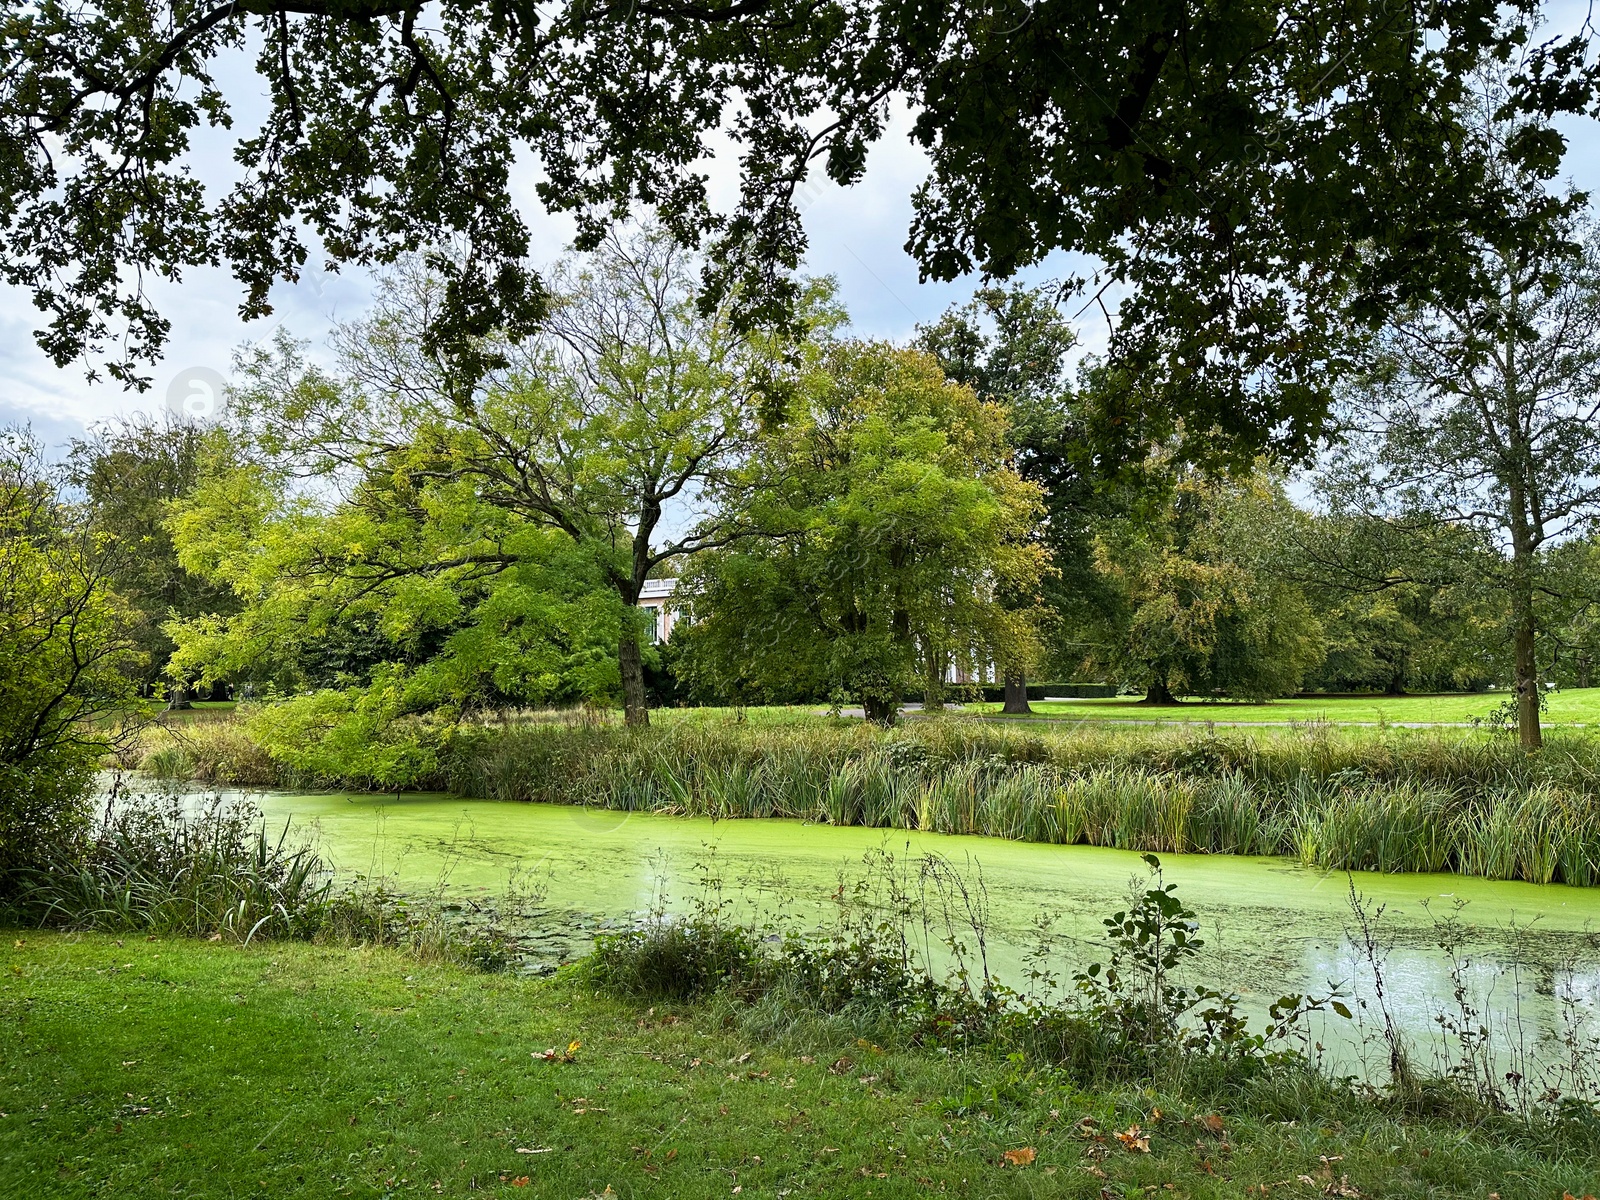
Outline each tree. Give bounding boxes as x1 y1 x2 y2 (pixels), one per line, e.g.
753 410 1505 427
916 283 1078 714
679 342 1047 724
167 457 624 725
186 227 812 725
0 0 1581 461
0 429 144 886
1538 536 1600 690
65 414 241 700
915 281 1113 713
1288 503 1505 695
1334 131 1600 748
1088 467 1324 703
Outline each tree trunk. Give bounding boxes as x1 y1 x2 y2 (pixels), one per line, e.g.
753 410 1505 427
619 632 650 727
1579 652 1592 691
166 683 193 711
1511 549 1541 749
1140 676 1178 706
862 693 899 726
923 645 946 711
1001 667 1032 715
1502 263 1541 751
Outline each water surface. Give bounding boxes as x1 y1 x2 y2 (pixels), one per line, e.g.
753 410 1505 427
224 789 1600 1071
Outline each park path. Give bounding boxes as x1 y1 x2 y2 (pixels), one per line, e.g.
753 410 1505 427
823 704 1512 729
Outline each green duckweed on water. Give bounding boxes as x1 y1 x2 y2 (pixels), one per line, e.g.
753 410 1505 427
219 787 1600 1074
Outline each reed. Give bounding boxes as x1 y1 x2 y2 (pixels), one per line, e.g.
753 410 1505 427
7 790 332 940
134 717 283 787
439 717 1600 884
119 709 1600 884
1296 781 1454 874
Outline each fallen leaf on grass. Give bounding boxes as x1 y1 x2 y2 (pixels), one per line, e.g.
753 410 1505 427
535 1040 581 1064
1199 1113 1225 1136
1114 1125 1151 1153
1000 1147 1035 1167
1300 1174 1361 1197
510 1177 530 1187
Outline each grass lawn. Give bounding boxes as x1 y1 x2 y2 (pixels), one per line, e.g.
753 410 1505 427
4 933 1598 1199
971 687 1600 726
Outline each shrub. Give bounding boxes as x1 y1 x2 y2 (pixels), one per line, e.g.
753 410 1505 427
583 918 769 1000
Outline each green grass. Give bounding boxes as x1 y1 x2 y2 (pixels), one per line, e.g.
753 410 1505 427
3 933 1598 1199
972 687 1600 725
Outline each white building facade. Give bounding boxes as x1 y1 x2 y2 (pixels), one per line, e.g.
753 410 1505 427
637 577 680 644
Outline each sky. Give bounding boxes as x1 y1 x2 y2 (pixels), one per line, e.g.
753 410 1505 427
3 21 1599 452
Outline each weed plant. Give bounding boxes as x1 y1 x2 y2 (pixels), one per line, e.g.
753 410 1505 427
585 847 1600 1140
4 782 550 971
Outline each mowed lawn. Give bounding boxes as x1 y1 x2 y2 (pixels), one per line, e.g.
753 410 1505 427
5 934 1598 1199
972 687 1600 726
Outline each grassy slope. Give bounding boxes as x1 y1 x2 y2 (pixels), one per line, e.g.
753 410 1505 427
3 934 1597 1199
970 688 1600 725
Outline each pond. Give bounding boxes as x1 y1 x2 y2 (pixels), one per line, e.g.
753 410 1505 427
232 788 1600 1082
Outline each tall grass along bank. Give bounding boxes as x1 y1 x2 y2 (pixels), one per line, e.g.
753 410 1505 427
141 709 1600 884
443 718 1600 884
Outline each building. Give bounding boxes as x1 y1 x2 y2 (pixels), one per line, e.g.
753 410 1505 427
637 577 680 644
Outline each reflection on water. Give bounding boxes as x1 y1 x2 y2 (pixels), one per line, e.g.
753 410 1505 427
159 786 1600 1080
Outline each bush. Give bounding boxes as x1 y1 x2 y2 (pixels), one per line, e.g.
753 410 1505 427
0 430 146 890
0 747 98 889
583 918 769 1000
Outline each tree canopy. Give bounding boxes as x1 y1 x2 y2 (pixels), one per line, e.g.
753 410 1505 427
3 0 1589 460
1086 466 1325 703
170 229 808 725
678 342 1046 723
65 415 242 696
